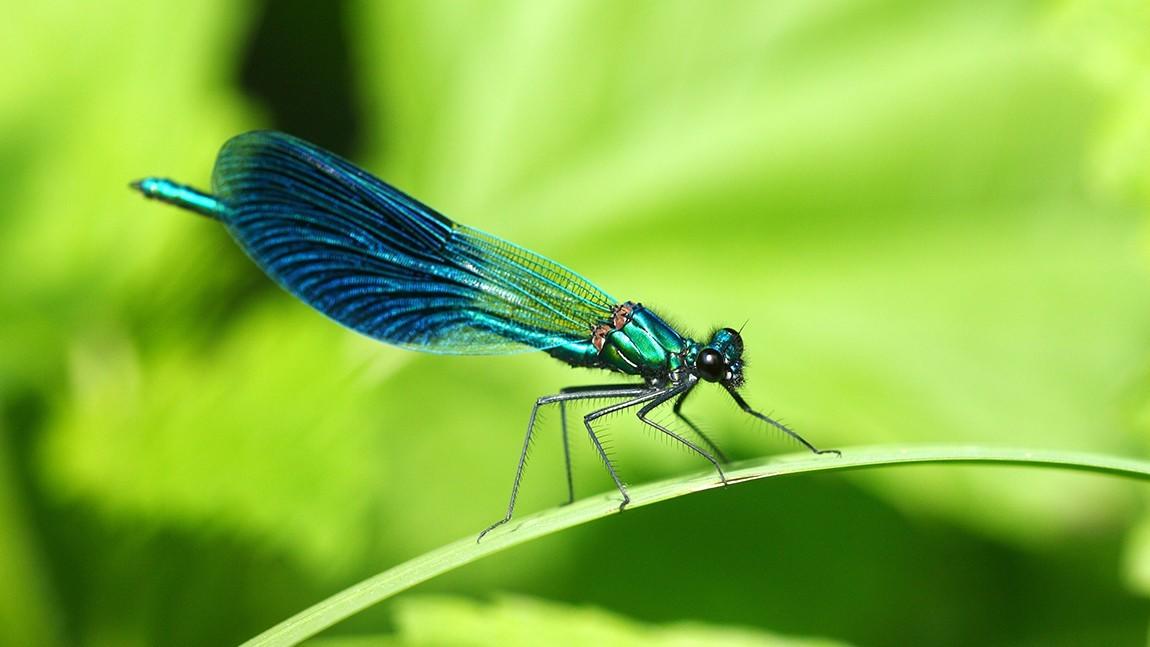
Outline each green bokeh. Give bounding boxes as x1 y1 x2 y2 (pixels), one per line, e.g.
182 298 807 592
3 1 1150 645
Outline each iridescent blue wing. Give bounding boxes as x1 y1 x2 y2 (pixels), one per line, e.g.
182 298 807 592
210 131 617 354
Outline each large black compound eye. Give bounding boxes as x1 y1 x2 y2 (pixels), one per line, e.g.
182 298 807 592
696 348 726 382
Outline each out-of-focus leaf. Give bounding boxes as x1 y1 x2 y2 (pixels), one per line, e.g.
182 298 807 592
303 592 843 647
0 419 62 647
3 2 258 644
0 3 254 395
43 300 399 574
1045 0 1150 601
328 594 849 647
1046 0 1150 203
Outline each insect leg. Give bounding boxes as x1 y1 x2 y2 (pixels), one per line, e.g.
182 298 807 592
672 387 730 464
724 386 840 456
559 383 647 505
559 400 573 505
639 384 728 484
478 386 648 542
579 389 672 511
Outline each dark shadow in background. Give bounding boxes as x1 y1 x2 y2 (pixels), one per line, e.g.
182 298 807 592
239 0 363 158
18 5 370 644
493 474 1147 647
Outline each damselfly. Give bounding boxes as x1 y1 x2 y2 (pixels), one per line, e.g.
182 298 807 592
133 131 839 540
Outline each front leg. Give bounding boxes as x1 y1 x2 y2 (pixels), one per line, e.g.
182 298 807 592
638 383 728 484
724 386 840 456
672 387 730 463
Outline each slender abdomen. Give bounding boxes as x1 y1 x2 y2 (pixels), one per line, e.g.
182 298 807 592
131 178 228 220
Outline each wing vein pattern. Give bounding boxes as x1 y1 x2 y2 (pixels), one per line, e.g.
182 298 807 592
211 131 617 354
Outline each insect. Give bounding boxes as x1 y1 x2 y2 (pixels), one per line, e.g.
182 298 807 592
133 131 839 540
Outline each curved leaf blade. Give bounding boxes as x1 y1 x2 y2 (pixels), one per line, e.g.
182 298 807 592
244 445 1150 646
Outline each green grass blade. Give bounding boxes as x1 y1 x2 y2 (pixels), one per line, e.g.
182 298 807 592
243 445 1150 647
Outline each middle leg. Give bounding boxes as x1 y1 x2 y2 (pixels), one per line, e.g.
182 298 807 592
581 388 672 511
559 383 647 505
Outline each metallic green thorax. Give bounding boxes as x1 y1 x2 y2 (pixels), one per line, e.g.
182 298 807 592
546 302 693 382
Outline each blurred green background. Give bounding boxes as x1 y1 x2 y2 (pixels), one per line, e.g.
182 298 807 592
4 1 1150 645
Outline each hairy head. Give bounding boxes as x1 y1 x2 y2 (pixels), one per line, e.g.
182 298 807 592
693 328 745 386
